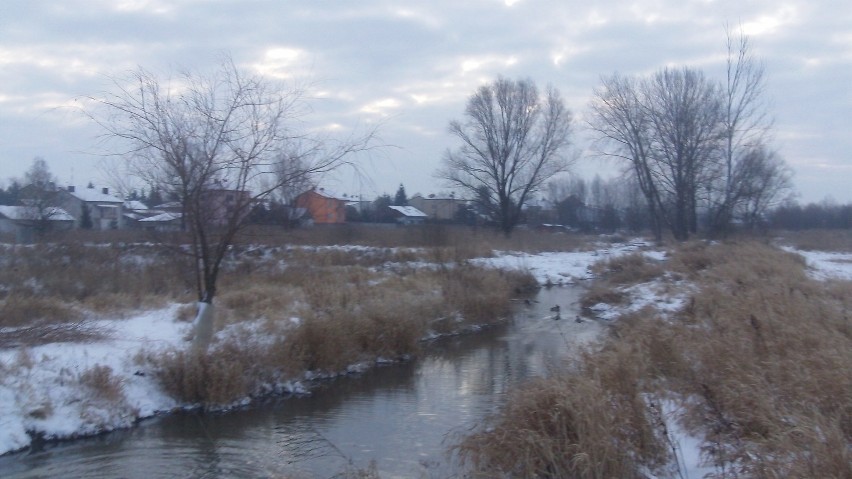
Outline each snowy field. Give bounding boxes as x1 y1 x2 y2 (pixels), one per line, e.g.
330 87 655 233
1 239 850 466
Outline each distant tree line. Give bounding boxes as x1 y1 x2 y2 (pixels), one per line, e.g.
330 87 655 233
0 180 22 205
539 174 852 234
769 200 852 230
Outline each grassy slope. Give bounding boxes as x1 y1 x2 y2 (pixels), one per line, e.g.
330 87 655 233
456 240 851 478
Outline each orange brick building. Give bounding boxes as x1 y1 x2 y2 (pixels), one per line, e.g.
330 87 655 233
294 188 348 224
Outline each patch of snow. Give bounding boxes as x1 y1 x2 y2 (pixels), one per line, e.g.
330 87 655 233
0 306 188 455
477 240 660 286
660 399 719 479
782 247 852 281
588 302 619 320
643 250 668 262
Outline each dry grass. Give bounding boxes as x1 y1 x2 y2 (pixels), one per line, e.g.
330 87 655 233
456 241 852 478
0 322 106 348
1 229 542 408
0 242 194 313
0 295 110 347
580 251 662 316
149 263 537 407
216 282 306 325
456 371 667 478
239 223 597 254
0 224 549 414
0 224 591 330
589 252 665 285
78 364 125 403
148 343 262 406
0 294 81 328
439 266 521 326
666 242 851 476
579 283 628 314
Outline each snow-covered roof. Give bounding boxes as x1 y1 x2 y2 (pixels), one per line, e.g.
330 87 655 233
389 205 428 217
152 201 181 210
410 193 466 201
139 212 182 223
0 205 74 221
65 186 122 204
124 200 149 211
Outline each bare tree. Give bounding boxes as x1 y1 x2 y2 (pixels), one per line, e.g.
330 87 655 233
644 67 724 240
588 74 664 241
439 77 573 236
274 149 316 205
85 55 376 348
731 145 793 227
707 26 775 234
590 68 724 241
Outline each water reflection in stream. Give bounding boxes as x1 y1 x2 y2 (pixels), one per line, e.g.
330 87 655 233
1 287 602 478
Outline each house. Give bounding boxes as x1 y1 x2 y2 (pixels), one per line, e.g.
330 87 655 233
408 194 466 221
0 205 74 242
388 205 428 225
294 188 350 224
58 185 124 230
122 200 158 229
523 197 558 226
138 211 182 232
202 188 251 227
152 201 182 213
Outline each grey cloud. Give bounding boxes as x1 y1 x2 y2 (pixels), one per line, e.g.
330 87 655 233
0 0 849 201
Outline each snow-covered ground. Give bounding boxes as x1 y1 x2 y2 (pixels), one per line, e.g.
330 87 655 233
0 307 185 455
474 239 653 285
781 246 852 281
1 239 850 470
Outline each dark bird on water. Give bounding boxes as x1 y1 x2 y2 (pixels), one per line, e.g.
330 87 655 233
550 305 561 320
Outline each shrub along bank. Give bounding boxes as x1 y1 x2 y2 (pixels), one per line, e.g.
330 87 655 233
148 264 537 407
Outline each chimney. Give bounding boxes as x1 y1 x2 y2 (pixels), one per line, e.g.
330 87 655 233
102 187 109 195
68 185 75 192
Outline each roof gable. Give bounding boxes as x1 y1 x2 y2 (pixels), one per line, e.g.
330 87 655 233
300 188 352 202
66 186 122 203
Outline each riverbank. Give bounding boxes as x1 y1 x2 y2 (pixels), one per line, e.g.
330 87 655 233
0 236 654 456
456 240 852 478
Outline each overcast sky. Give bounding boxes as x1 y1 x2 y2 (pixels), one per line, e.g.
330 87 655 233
1 0 850 203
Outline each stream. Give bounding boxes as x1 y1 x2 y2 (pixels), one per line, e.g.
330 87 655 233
1 286 602 478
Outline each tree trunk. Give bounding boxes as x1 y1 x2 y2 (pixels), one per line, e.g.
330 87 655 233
191 301 215 351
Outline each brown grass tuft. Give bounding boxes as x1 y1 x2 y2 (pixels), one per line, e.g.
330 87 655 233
590 252 665 285
78 364 126 403
579 283 627 313
455 371 667 478
149 343 259 407
440 266 515 325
